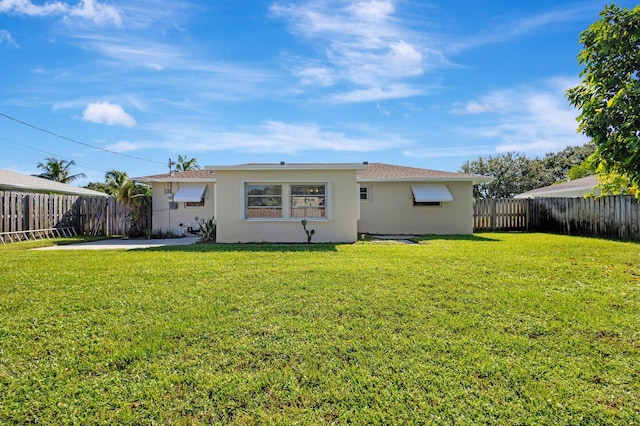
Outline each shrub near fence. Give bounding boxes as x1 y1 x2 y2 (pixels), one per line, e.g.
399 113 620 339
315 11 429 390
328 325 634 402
0 191 151 242
474 196 640 242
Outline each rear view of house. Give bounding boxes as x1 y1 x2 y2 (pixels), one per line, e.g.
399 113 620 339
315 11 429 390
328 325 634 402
135 162 491 243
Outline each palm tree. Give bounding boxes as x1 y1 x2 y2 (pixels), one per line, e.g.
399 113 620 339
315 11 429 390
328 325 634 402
104 169 130 198
174 155 200 172
102 170 149 204
35 157 86 183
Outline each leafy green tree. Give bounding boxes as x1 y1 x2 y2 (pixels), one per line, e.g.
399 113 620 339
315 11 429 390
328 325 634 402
567 157 597 180
461 144 596 198
35 157 86 183
566 4 640 195
594 169 637 197
540 143 596 183
85 181 111 193
174 155 200 172
460 153 533 198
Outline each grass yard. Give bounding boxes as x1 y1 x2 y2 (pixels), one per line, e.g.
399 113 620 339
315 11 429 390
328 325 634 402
0 233 639 424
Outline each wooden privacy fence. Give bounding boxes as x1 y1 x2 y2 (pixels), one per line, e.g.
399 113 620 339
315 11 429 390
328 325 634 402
474 196 640 242
528 196 640 241
0 191 151 243
473 198 528 232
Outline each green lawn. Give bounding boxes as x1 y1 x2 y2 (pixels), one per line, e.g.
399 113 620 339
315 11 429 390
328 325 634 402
1 234 638 424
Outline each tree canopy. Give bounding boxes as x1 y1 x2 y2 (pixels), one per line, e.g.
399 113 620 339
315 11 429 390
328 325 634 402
35 157 86 183
566 4 640 193
174 155 200 172
460 144 595 198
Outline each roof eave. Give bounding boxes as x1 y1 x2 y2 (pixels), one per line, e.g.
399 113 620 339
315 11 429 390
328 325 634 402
515 185 595 198
357 177 495 184
133 177 217 183
207 163 367 171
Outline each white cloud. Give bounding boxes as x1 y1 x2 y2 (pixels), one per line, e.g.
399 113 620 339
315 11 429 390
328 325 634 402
82 102 137 127
271 0 437 101
0 0 67 16
0 0 121 26
69 0 121 26
331 83 423 103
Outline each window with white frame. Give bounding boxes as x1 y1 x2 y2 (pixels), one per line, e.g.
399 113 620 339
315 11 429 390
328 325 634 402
246 184 283 218
245 183 328 219
290 184 326 218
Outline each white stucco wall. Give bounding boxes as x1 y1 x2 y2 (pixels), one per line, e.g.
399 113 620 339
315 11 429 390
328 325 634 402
357 181 474 235
151 182 215 234
215 169 360 243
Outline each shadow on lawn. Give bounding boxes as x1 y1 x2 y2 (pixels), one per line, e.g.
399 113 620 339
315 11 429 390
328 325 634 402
414 234 501 242
139 243 340 253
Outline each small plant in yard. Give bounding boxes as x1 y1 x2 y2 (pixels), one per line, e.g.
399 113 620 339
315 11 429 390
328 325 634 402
148 228 180 239
198 217 216 243
301 219 315 243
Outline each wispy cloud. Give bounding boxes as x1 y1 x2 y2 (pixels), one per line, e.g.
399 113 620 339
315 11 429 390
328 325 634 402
271 0 439 102
82 101 137 127
0 0 122 26
107 120 409 154
0 29 17 46
71 34 275 98
449 4 593 52
448 77 587 155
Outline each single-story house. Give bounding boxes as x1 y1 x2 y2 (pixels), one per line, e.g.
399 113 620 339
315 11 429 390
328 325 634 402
134 162 492 243
514 175 598 199
0 169 108 197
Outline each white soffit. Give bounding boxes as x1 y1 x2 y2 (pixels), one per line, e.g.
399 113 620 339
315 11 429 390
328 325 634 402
173 185 206 202
411 184 453 202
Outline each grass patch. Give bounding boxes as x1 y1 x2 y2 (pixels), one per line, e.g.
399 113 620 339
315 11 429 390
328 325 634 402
0 235 107 251
1 233 639 424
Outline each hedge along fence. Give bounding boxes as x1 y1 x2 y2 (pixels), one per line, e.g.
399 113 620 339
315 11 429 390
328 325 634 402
474 195 640 242
0 191 151 242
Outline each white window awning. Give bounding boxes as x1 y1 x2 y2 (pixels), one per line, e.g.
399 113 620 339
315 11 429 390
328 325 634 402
411 184 453 202
173 185 206 202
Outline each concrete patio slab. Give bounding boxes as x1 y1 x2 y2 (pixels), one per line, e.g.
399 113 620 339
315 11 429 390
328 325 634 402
36 236 200 250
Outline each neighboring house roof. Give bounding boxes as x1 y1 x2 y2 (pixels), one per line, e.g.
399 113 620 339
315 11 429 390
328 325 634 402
0 169 109 196
134 162 493 184
514 175 598 199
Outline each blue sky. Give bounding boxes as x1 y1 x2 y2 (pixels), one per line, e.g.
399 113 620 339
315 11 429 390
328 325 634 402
0 0 634 185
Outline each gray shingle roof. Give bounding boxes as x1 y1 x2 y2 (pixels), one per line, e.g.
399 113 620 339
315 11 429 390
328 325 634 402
515 175 598 198
0 169 109 196
134 163 492 184
357 163 492 183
